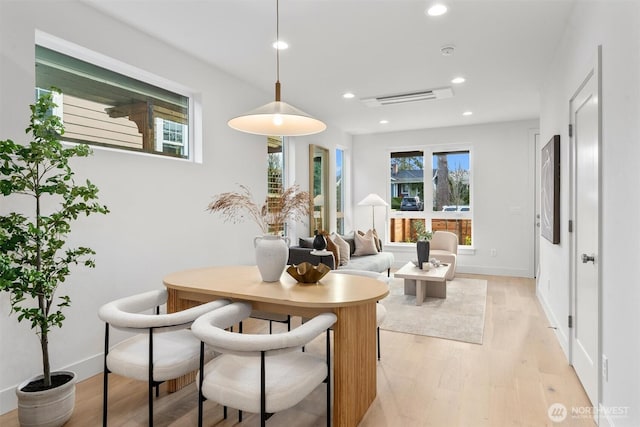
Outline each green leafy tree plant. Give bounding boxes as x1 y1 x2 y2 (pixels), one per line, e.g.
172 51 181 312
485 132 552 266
0 90 109 389
411 219 432 242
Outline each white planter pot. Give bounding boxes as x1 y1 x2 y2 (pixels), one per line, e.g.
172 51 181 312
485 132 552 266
254 235 290 282
16 371 76 427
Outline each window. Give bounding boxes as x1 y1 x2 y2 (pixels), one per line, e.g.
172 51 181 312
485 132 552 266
35 43 192 159
389 149 472 246
154 118 188 157
267 136 285 234
336 148 345 234
389 151 425 243
431 150 472 245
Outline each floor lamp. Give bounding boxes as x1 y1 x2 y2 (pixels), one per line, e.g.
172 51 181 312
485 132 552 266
358 193 388 230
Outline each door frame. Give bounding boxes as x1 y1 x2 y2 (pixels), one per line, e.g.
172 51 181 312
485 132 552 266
532 130 541 278
568 45 602 416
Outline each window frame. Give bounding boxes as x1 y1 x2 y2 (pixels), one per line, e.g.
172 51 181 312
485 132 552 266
35 30 201 163
267 135 287 235
336 147 345 234
389 149 426 244
387 144 474 248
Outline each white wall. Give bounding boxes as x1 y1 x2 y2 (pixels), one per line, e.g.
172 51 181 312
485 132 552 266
0 1 350 413
538 2 640 426
352 119 538 277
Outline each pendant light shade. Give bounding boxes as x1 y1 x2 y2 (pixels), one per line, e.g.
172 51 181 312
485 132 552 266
228 99 326 136
227 0 326 136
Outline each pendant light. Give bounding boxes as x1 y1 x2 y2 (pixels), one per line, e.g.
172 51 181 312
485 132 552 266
228 0 326 136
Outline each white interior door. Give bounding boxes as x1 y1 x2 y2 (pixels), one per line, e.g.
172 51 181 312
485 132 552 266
570 52 600 409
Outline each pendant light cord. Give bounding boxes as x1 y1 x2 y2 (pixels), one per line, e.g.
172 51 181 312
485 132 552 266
275 0 281 101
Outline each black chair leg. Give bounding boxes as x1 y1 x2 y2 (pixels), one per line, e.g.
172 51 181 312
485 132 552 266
198 342 205 427
223 406 227 419
103 323 109 427
377 326 381 360
103 369 108 427
148 378 153 427
239 410 243 422
148 328 154 427
261 351 266 427
326 328 331 427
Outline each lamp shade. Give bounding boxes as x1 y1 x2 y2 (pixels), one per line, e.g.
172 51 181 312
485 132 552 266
228 102 326 137
227 0 325 137
358 193 388 207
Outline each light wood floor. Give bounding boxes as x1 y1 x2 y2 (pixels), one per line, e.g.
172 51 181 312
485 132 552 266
0 274 594 427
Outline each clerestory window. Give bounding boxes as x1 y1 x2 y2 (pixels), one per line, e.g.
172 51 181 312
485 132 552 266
35 36 196 160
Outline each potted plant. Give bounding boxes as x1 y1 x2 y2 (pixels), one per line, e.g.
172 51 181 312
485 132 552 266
413 220 433 270
0 90 109 426
207 184 310 281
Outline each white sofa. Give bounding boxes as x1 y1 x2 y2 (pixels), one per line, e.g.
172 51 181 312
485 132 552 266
288 234 394 275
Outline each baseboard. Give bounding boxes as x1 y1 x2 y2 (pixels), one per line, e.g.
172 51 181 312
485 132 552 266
456 265 531 278
390 260 531 278
0 353 103 415
536 288 569 358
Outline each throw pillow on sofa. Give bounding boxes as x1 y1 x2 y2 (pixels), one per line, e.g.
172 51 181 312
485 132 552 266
353 231 379 256
299 237 315 248
341 232 357 255
329 233 350 266
323 233 341 268
357 229 382 252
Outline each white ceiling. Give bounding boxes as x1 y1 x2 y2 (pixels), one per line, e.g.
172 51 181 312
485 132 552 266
86 0 574 135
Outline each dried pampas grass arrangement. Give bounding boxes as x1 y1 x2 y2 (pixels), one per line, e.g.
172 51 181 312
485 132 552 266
207 184 311 235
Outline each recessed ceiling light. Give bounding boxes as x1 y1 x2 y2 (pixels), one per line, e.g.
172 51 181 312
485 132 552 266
343 92 355 99
426 4 448 16
462 111 473 116
272 40 288 50
451 77 466 84
379 120 389 124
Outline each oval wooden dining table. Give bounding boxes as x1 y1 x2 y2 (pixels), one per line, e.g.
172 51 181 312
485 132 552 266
163 265 389 427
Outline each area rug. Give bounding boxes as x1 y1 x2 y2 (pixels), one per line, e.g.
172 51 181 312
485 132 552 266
380 276 487 344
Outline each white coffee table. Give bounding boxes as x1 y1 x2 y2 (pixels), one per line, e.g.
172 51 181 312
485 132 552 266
394 261 452 305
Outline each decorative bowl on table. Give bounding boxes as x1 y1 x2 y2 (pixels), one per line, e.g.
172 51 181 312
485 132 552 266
286 262 331 283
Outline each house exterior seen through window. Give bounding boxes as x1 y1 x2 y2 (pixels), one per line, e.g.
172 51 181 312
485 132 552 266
431 151 472 246
389 149 472 246
35 44 191 159
267 136 285 235
390 151 425 243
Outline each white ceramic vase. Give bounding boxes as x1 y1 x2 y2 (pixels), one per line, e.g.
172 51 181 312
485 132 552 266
16 371 76 427
254 235 290 282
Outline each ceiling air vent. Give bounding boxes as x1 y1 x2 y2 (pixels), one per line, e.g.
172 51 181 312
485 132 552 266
360 87 453 107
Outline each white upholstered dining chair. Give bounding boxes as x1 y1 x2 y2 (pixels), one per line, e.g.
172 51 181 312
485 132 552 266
192 301 337 427
98 289 230 427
